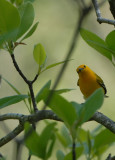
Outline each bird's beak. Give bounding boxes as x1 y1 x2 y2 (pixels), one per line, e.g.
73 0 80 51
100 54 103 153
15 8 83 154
77 68 84 73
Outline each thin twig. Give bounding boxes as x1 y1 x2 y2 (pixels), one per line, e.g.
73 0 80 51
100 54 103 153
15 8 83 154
11 54 29 84
11 54 38 112
92 0 115 25
15 139 23 160
28 84 38 113
72 141 76 160
27 154 31 160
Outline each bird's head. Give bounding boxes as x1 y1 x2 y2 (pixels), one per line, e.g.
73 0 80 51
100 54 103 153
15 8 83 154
76 64 88 74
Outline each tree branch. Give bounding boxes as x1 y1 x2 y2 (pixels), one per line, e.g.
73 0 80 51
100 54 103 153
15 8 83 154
0 124 23 147
92 0 115 25
91 111 115 133
11 54 38 112
0 110 115 147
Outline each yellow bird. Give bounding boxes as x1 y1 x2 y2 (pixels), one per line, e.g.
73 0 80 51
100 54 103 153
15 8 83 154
76 64 108 99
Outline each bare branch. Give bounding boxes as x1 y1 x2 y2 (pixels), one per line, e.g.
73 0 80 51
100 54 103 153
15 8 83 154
11 54 38 112
0 110 62 123
0 124 23 147
92 0 115 25
0 113 25 121
91 112 115 134
0 110 115 147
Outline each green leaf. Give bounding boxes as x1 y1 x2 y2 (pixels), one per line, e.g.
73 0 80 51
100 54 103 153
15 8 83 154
54 88 74 94
80 28 112 60
38 123 56 159
105 30 115 56
10 0 15 3
87 131 92 156
77 127 88 142
56 125 72 148
71 101 82 118
56 150 65 160
0 0 20 45
79 89 104 124
94 129 115 149
56 132 68 147
46 134 56 159
16 2 34 40
25 122 56 159
24 0 35 2
64 147 83 160
2 77 30 111
44 90 77 128
33 43 47 67
16 0 23 6
61 125 72 146
0 95 28 109
91 124 103 136
42 59 73 72
36 85 73 104
94 145 108 156
35 80 51 103
2 77 21 95
21 22 39 41
24 123 41 157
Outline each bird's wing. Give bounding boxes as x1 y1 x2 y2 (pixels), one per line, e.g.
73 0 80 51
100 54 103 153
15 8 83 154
77 79 79 86
95 73 107 95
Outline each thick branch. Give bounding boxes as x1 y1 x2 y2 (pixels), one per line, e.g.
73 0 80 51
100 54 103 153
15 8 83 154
0 110 115 147
91 111 115 133
0 124 23 147
92 0 115 25
0 110 62 123
0 111 115 133
0 110 61 147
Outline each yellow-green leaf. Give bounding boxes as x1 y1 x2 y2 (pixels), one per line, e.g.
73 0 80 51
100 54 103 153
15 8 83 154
33 43 46 67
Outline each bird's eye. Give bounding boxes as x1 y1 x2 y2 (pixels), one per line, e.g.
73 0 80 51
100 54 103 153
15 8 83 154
84 65 86 68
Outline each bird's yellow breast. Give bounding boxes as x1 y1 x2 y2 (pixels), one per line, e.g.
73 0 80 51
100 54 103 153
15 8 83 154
78 67 101 98
79 76 101 98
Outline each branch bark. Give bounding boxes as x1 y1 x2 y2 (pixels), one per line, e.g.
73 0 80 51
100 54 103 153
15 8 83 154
92 0 115 25
91 112 115 133
11 54 38 113
0 110 115 147
0 124 23 147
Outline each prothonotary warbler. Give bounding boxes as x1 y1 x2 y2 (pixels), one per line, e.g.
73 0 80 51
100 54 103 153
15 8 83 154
76 64 108 99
